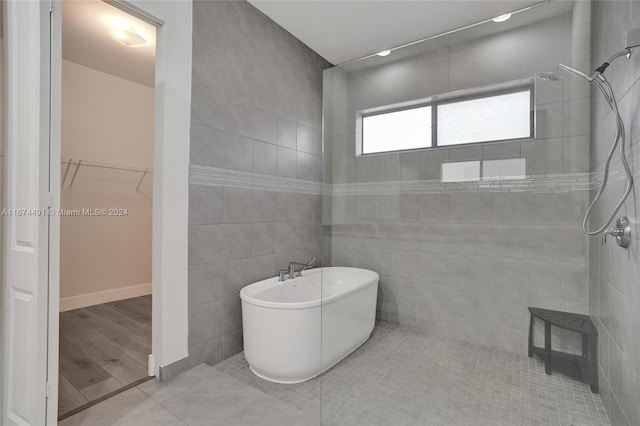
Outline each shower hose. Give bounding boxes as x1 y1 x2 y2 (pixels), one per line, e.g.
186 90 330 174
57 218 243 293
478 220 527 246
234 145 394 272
582 71 634 235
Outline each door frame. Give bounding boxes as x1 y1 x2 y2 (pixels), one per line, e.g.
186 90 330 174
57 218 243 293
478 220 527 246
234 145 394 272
1 1 53 425
45 0 192 423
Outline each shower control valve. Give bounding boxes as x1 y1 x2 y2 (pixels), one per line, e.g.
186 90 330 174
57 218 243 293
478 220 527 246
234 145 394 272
602 217 631 248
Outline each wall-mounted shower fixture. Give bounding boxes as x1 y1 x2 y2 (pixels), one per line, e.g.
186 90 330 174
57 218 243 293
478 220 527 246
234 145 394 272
602 217 631 248
535 29 640 242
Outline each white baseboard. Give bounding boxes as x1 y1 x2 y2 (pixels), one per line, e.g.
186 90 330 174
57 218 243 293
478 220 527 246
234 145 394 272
60 282 152 312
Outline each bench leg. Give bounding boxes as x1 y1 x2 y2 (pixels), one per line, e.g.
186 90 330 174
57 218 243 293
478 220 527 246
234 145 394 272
544 322 551 375
528 314 534 357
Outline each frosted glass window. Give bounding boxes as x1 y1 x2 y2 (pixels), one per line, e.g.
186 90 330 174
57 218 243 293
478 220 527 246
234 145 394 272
441 161 481 182
362 106 432 154
358 84 533 156
438 90 532 146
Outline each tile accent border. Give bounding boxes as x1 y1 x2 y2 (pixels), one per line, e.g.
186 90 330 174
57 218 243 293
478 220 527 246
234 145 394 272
189 142 640 196
190 164 591 195
332 172 591 195
190 165 324 194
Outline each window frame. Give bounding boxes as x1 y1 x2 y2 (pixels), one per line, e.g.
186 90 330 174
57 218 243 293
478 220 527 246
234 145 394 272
359 82 535 156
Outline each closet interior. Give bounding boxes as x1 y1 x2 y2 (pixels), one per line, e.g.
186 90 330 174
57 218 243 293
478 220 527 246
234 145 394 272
57 0 156 419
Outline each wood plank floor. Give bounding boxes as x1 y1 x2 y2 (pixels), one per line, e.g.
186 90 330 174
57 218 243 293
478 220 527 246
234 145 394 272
58 295 151 418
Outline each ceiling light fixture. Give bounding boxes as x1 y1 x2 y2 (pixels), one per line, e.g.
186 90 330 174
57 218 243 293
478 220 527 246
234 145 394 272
377 50 391 57
109 28 147 48
492 13 512 23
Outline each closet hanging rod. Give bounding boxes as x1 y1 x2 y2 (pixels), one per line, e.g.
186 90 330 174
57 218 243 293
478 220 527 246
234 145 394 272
61 158 153 189
61 158 152 174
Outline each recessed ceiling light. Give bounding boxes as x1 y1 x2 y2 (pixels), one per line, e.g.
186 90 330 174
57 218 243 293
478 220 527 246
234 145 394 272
109 28 147 48
492 13 512 23
377 50 391 57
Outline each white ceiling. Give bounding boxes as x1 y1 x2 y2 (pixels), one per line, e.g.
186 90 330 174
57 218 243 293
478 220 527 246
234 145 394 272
341 0 568 72
248 0 546 65
63 0 156 87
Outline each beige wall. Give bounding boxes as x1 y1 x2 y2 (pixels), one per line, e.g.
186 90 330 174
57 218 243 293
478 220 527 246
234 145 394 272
60 59 153 308
62 60 153 166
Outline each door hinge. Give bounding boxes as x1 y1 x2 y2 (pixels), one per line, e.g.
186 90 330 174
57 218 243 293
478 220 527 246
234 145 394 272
49 0 52 13
48 192 51 208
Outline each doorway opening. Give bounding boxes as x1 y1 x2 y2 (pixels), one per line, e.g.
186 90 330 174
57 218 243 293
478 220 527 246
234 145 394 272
57 0 156 419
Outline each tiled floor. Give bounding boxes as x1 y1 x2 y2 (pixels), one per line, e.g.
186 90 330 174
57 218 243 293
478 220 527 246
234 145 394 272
60 322 610 426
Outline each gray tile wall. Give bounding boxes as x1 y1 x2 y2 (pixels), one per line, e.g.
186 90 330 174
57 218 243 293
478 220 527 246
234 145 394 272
169 0 330 377
323 3 592 355
590 2 640 425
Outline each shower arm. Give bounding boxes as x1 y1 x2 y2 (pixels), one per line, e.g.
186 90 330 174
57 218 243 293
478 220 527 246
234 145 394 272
555 49 631 83
593 48 632 76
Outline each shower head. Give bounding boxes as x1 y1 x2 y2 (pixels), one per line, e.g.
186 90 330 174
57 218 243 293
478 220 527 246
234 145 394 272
535 71 563 81
535 64 593 82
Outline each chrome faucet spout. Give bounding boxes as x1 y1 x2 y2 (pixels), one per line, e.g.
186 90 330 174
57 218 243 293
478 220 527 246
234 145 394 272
278 257 316 281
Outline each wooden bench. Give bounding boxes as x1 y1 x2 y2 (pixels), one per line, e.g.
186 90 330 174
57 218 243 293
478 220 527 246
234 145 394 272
528 307 598 393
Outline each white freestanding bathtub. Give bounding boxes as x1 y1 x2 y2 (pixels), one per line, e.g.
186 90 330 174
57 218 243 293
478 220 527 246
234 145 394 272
240 267 379 384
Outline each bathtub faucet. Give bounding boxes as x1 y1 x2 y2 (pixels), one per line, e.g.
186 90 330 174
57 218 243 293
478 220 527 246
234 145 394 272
279 257 316 281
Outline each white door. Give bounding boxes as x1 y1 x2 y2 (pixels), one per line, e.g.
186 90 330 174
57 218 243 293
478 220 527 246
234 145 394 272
1 1 53 425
